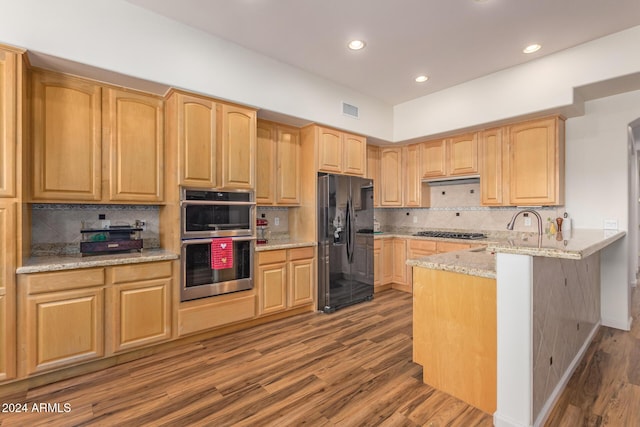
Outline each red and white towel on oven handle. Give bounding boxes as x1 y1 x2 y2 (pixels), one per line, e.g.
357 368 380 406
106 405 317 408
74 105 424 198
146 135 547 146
211 237 233 270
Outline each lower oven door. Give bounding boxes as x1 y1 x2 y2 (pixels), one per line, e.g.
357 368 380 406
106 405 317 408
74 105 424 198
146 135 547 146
181 236 254 302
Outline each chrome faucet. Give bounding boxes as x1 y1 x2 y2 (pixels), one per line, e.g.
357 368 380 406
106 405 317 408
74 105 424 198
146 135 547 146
507 209 543 235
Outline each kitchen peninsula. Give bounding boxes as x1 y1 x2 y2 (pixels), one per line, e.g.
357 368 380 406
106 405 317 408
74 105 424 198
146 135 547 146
408 229 626 427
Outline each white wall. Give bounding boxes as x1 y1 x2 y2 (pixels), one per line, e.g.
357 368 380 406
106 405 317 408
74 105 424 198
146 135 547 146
564 89 640 329
0 0 394 140
394 25 640 142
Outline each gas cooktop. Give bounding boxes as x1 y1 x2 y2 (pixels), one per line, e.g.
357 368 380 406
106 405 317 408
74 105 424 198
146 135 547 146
412 231 487 240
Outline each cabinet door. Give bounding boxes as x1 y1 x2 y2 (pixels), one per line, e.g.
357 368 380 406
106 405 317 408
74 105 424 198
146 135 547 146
258 262 287 315
508 117 564 206
391 238 407 285
380 147 403 206
31 70 102 201
373 239 382 289
288 257 314 308
0 48 17 198
276 125 301 205
111 278 171 353
366 145 380 207
404 144 422 207
449 133 478 176
420 140 447 178
22 287 104 375
177 93 217 188
256 121 275 204
343 133 366 176
220 104 256 189
104 88 164 202
0 201 15 380
480 128 505 205
381 238 394 285
317 126 342 173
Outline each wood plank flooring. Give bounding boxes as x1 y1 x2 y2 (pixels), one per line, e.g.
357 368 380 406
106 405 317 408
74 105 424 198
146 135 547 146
0 290 492 426
1 287 639 426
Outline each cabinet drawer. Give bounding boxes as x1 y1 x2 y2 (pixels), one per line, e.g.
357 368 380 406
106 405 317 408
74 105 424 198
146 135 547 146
409 239 437 252
179 294 255 336
258 249 287 265
288 246 314 261
23 268 105 294
110 261 172 284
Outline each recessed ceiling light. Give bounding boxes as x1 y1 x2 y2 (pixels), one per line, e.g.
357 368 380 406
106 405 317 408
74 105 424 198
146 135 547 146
415 75 429 83
523 44 542 54
348 40 366 50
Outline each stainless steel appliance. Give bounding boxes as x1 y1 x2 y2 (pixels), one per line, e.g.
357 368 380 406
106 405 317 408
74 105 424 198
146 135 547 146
317 173 374 313
180 188 255 302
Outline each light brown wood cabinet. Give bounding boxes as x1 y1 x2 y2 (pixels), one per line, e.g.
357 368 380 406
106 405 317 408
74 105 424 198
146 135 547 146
380 147 403 206
18 268 106 376
406 239 437 288
404 144 428 207
0 200 16 381
107 261 172 353
103 88 164 202
31 70 102 201
420 134 478 179
391 238 408 292
366 145 380 207
220 104 256 190
373 238 382 290
479 127 505 206
381 238 393 287
257 247 315 316
17 260 174 377
313 125 366 176
0 47 19 198
507 117 565 206
256 120 300 205
31 70 165 203
168 92 217 188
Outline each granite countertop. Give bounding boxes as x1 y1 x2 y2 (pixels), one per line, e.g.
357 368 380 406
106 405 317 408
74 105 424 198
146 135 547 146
407 248 497 279
486 229 626 259
255 239 317 251
17 249 179 274
406 229 626 279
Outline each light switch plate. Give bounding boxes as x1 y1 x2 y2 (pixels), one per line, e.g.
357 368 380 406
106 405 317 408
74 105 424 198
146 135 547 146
413 216 418 224
274 217 280 226
524 217 532 226
603 219 618 230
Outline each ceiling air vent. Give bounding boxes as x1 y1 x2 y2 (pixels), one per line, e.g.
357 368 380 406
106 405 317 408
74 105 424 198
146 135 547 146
342 102 359 119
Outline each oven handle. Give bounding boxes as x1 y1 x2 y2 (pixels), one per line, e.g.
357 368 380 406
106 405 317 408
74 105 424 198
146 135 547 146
181 236 256 246
180 200 256 206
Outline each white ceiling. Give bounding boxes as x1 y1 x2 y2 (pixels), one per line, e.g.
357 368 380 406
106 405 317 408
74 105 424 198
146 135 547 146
126 0 640 105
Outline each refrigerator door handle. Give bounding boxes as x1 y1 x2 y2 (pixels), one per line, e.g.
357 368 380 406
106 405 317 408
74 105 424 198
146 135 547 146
346 196 354 263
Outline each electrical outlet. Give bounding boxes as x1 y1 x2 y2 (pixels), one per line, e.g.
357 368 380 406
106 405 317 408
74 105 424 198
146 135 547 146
274 217 280 226
524 217 532 226
603 219 618 230
413 216 418 224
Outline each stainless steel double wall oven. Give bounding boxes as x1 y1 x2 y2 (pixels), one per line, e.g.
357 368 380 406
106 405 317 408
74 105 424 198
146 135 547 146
180 188 256 302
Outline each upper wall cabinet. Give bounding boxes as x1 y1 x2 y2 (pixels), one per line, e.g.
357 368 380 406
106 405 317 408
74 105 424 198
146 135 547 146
404 144 428 207
103 88 164 202
314 125 366 176
420 134 478 179
168 92 217 188
220 104 256 190
30 70 164 203
0 47 21 198
366 145 380 207
380 147 403 207
256 120 300 206
479 127 505 206
507 117 565 206
31 70 102 202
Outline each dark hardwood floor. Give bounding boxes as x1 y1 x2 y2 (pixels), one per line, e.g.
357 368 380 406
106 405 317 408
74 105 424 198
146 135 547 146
1 287 639 426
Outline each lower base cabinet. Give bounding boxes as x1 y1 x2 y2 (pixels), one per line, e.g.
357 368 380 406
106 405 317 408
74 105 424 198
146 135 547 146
17 261 174 377
257 246 315 316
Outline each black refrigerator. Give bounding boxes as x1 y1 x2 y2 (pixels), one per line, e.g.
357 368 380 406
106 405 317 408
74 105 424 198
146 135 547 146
317 173 374 313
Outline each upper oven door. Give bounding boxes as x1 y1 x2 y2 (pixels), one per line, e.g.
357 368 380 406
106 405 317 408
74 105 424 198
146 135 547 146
181 189 255 239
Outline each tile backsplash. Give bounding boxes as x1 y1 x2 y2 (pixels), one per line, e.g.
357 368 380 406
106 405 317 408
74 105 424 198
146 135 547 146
256 206 290 239
31 204 160 256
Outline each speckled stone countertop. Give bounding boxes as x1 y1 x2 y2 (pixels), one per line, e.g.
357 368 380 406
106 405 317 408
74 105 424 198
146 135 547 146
486 229 626 259
17 249 179 274
255 239 317 251
405 229 626 278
